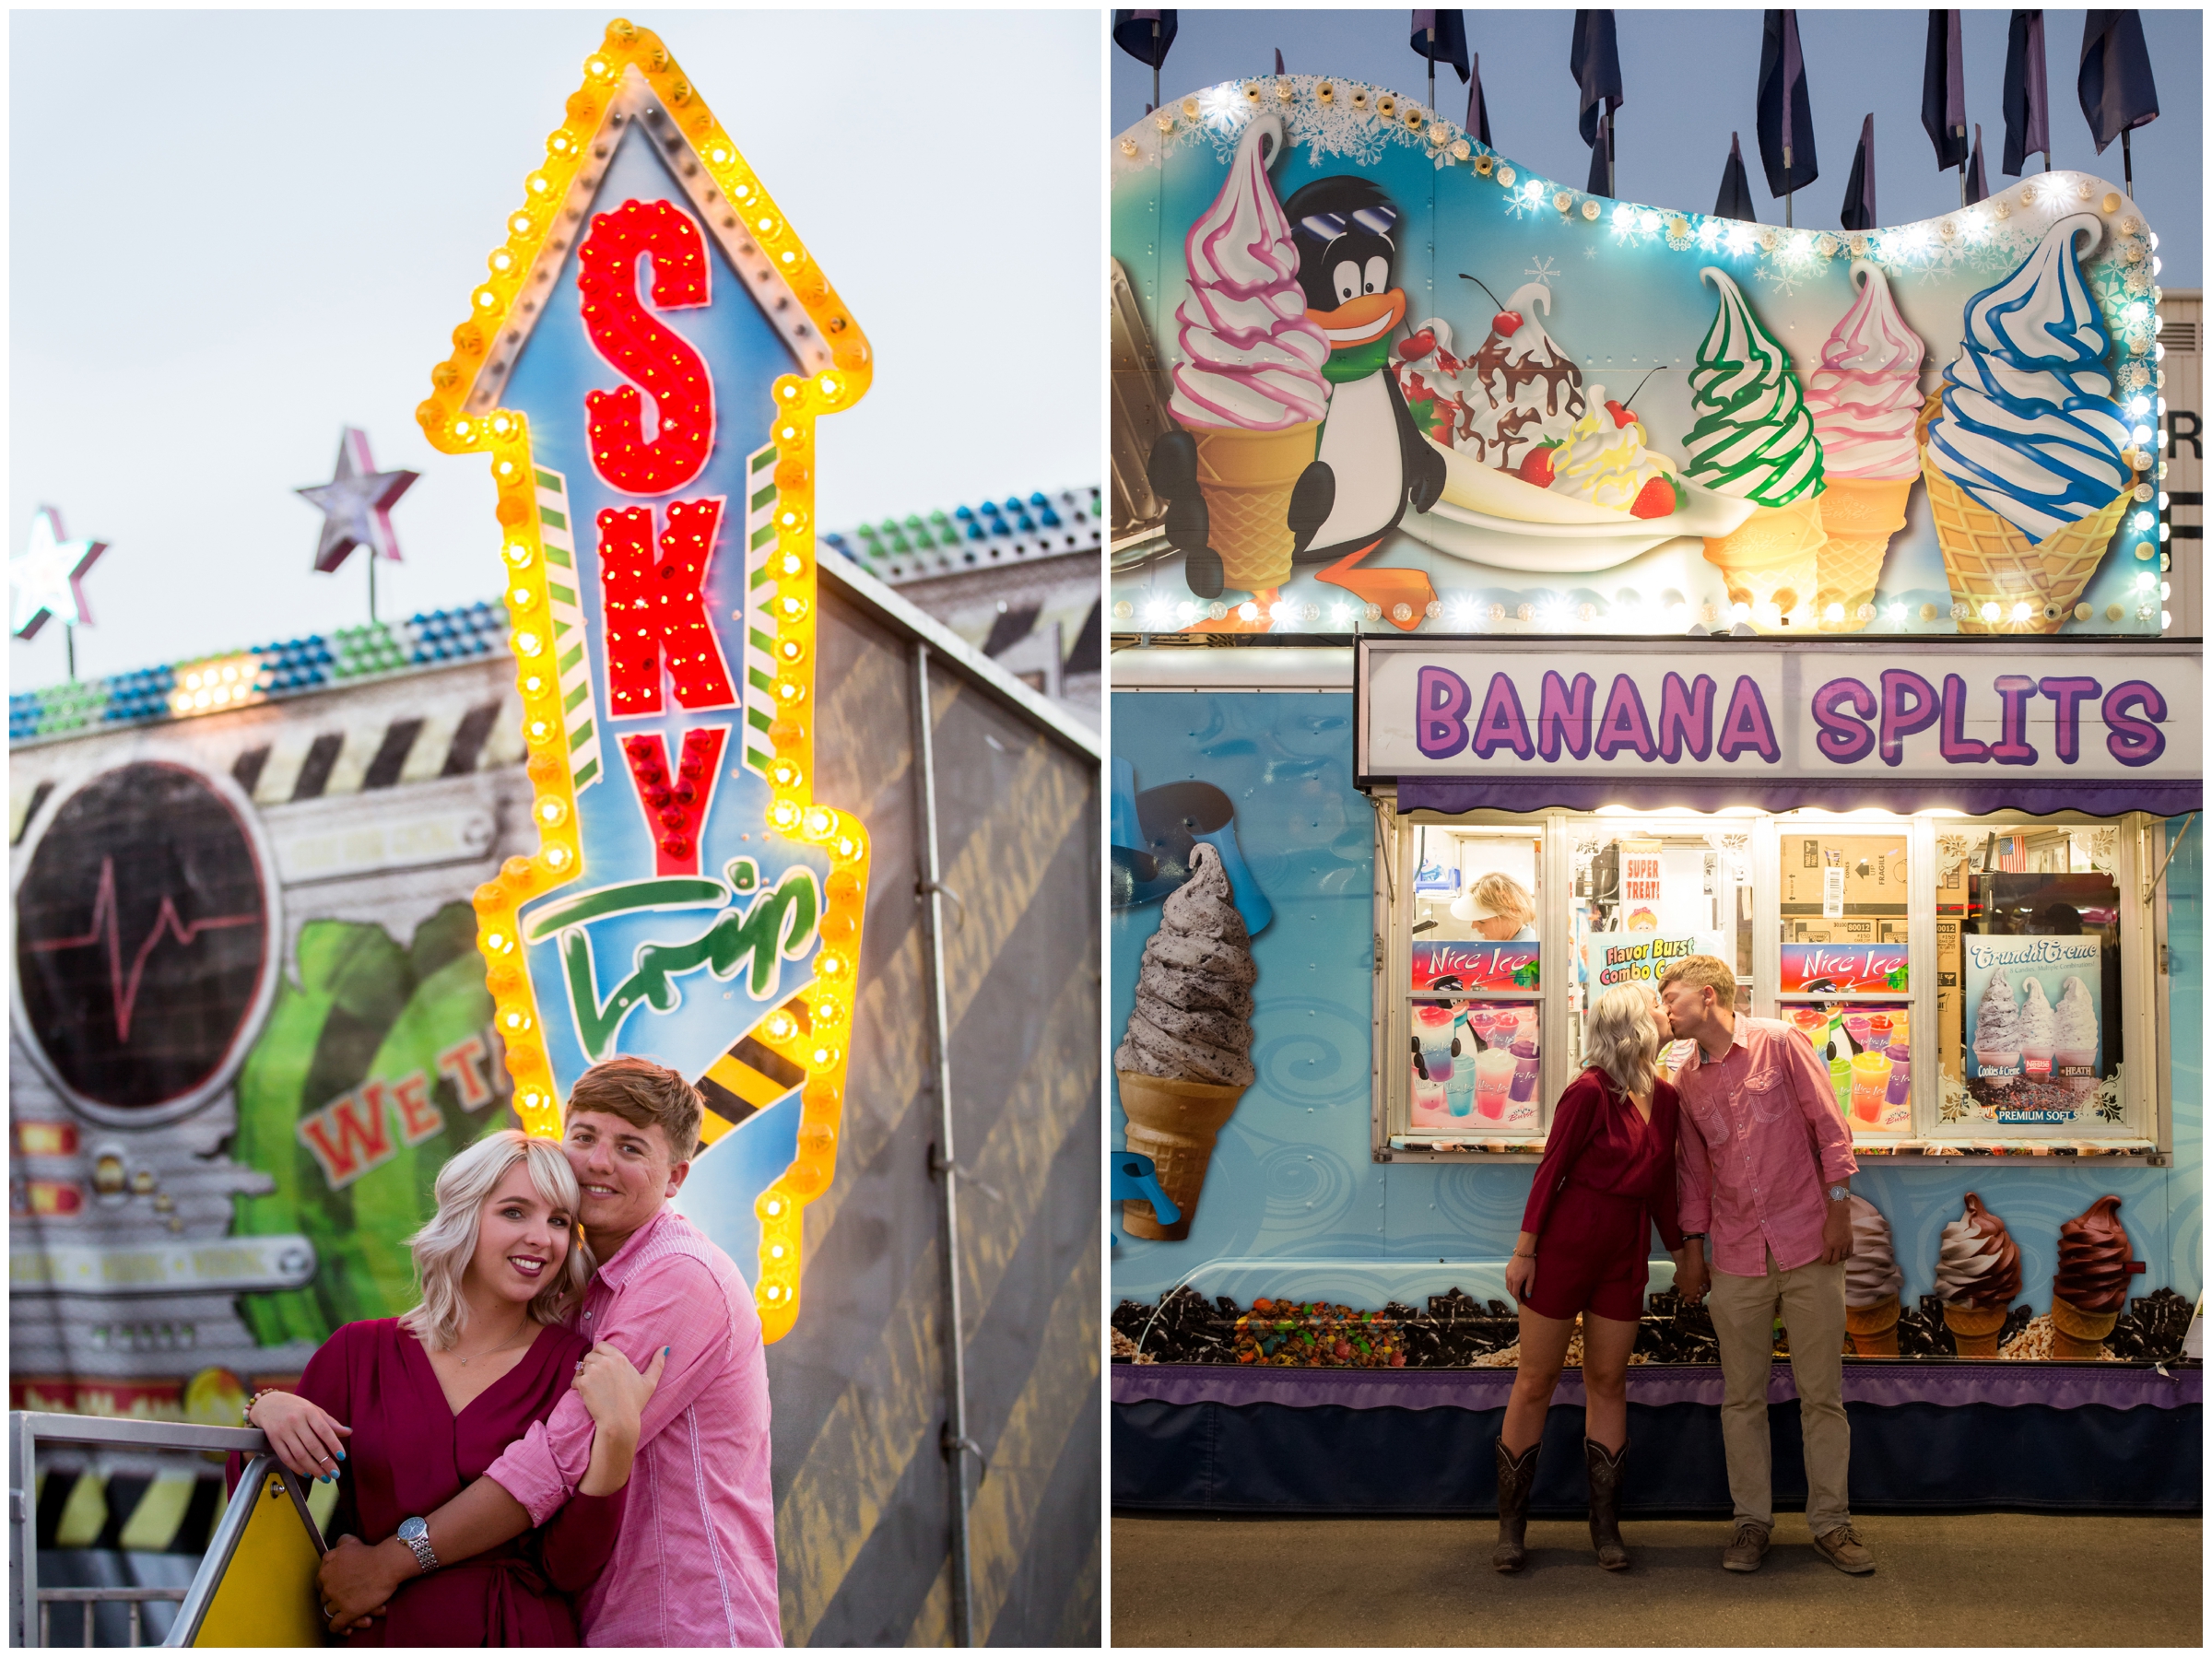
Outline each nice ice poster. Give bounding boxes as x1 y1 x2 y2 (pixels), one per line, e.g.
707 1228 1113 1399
1961 934 2105 1124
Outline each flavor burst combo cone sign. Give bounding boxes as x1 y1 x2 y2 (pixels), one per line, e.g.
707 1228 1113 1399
419 20 872 1338
1111 76 2170 638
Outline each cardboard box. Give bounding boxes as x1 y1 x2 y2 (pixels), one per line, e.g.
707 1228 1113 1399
1782 835 1910 916
1788 916 1905 945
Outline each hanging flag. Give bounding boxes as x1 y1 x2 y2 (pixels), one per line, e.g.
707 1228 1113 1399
1112 9 1177 68
1571 11 1622 195
1964 123 1989 203
1923 10 1970 170
1714 132 1760 222
1841 115 1877 230
1275 47 1285 76
1410 11 1471 82
2002 9 2051 174
2077 10 2159 153
1756 10 1817 195
1466 51 1493 146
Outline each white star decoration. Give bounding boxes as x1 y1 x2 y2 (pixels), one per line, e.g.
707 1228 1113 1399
10 507 108 639
296 429 418 575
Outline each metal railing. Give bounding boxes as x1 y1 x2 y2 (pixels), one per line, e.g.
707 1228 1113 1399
9 1413 268 1648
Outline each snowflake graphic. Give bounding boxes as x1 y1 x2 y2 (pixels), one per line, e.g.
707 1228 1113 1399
1754 260 1800 298
1583 243 1598 259
1502 192 1538 221
1524 255 1559 281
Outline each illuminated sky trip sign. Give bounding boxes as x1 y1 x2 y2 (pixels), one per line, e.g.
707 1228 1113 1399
418 20 873 1338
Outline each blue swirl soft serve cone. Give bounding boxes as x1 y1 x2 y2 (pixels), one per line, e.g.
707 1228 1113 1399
1920 214 2136 634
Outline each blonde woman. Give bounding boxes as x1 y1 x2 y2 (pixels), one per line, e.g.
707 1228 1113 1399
1452 871 1538 941
1492 984 1699 1574
240 1131 665 1644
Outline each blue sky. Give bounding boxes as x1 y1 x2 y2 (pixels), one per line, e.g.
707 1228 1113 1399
1112 8 2201 284
11 10 1099 685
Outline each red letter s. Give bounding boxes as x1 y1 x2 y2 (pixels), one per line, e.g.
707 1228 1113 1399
578 198 716 493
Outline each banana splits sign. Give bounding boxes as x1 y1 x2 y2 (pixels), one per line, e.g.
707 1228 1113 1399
421 23 872 1337
1358 638 2201 815
1112 76 2173 640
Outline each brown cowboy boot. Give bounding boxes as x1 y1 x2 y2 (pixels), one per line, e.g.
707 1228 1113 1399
1491 1437 1541 1572
1584 1439 1630 1570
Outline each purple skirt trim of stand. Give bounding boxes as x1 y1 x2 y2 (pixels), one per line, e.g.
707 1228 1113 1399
1394 778 2203 819
1112 1360 2203 1413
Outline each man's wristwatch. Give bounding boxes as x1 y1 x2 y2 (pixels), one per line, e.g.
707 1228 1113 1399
1680 1231 1706 1241
395 1517 438 1574
1827 1184 1851 1203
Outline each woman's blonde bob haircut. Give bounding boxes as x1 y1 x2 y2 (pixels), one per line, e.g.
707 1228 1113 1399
398 1130 593 1351
1583 983 1663 1100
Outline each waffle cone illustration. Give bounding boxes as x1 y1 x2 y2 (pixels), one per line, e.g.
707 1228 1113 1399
1191 422 1320 593
1815 476 1912 630
1701 489 1827 617
1116 1072 1245 1240
1845 1292 1901 1356
2048 1294 2118 1358
1916 396 2127 637
1942 1301 2008 1357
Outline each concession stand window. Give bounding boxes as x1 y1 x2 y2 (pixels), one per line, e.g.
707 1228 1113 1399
1359 635 2195 1167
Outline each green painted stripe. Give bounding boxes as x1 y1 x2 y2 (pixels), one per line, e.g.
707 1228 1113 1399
749 483 776 512
749 447 776 474
535 468 562 491
751 526 778 552
558 643 585 675
748 666 774 693
572 757 599 789
748 706 772 733
564 680 592 713
547 582 577 606
570 716 594 749
539 508 568 531
544 546 573 570
749 629 773 653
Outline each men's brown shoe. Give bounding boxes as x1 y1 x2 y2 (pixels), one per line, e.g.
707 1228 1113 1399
1813 1523 1877 1575
1721 1521 1771 1572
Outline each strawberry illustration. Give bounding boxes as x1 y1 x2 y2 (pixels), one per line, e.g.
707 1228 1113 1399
1517 441 1560 488
1629 474 1677 518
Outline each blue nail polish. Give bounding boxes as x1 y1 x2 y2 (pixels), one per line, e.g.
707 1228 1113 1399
663 1346 671 1356
336 1450 347 1460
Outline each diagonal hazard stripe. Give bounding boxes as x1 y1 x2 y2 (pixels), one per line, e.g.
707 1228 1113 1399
777 960 1097 1644
693 993 810 1146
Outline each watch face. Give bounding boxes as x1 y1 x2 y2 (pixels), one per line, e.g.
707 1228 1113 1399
13 761 277 1122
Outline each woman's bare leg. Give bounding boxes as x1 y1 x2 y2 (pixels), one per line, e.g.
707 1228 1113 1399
1501 1306 1579 1454
1580 1312 1641 1452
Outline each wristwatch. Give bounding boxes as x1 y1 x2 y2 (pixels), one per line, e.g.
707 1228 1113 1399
395 1517 439 1574
1827 1184 1851 1203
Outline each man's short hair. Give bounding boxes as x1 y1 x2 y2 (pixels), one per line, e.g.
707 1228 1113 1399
1658 954 1738 1011
566 1056 705 1161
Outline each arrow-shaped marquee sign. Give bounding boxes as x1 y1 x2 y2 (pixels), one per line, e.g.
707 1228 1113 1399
418 19 873 1340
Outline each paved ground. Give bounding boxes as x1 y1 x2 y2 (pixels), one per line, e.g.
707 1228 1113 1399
1111 1511 2203 1646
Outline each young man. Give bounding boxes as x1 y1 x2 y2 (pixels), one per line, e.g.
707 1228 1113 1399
1659 956 1875 1579
318 1057 779 1644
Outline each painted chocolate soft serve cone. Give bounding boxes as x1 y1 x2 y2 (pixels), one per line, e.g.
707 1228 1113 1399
2050 1194 2144 1357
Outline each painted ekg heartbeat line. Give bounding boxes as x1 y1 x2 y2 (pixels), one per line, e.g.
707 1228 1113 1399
24 858 259 1042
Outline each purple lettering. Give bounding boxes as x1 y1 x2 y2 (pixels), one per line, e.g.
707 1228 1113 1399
1991 675 2039 765
1592 674 1656 761
1535 670 1596 761
2102 680 2168 768
1937 674 1990 764
1471 672 1535 760
2039 676 2101 764
1810 676 1877 763
1416 666 1473 759
1714 676 1781 764
1878 669 1941 768
1656 672 1715 763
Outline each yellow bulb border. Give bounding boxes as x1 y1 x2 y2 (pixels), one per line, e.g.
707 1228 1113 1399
417 18 874 1344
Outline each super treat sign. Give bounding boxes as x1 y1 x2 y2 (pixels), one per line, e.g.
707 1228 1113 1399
418 23 873 1337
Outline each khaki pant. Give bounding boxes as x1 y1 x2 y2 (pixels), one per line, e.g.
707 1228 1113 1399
1706 1247 1851 1535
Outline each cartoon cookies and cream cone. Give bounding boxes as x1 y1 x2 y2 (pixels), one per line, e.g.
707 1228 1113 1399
1806 261 1925 630
2050 1193 2146 1357
1684 267 1829 624
1116 844 1257 1240
1921 214 2136 634
1936 1192 2022 1356
1155 114 1330 605
1843 1194 1905 1356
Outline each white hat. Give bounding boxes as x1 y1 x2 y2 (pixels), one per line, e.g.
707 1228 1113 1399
1450 892 1500 923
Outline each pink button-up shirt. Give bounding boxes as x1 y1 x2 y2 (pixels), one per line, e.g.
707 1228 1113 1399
485 1206 780 1647
1675 1015 1858 1277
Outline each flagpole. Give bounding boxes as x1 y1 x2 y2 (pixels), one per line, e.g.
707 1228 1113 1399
1606 111 1617 197
2122 128 2133 198
369 551 379 627
1784 146 1793 229
65 623 75 684
1151 19 1159 114
1427 25 1435 115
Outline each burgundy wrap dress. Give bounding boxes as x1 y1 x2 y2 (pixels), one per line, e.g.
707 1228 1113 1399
231 1318 623 1646
1518 1068 1688 1322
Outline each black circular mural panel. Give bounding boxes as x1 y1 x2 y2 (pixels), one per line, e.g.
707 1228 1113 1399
16 763 269 1111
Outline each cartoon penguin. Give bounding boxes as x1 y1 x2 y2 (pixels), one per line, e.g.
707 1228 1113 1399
1279 176 1447 624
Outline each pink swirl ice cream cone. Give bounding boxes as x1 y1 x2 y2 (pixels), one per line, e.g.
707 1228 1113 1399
1166 114 1331 593
1806 261 1926 630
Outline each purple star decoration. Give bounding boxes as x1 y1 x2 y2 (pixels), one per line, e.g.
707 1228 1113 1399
297 428 418 574
10 507 109 640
